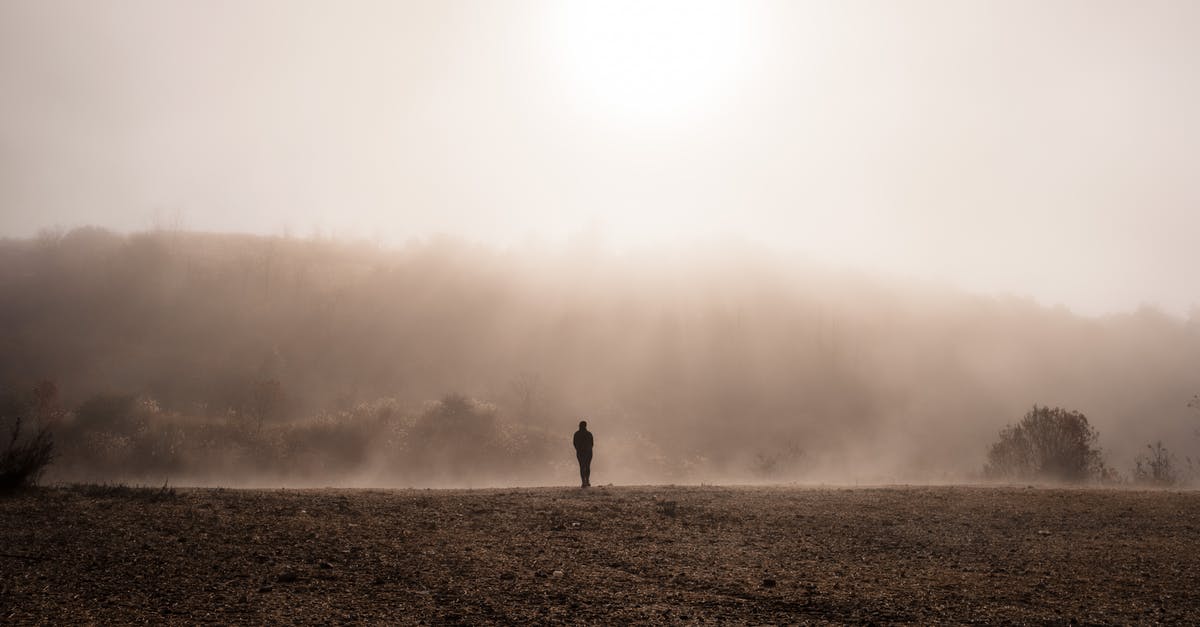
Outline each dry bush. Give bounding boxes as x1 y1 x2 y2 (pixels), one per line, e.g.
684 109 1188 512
0 383 59 490
1 419 55 491
56 394 176 478
1133 441 1180 486
984 405 1107 483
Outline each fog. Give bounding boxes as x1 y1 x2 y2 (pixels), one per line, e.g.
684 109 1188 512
1 229 1197 486
2 1 1200 315
2 1 1199 486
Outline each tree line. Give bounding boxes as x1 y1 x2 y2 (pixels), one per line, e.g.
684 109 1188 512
2 227 1200 485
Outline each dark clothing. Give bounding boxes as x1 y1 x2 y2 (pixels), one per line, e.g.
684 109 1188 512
576 450 592 487
573 429 593 454
573 428 593 487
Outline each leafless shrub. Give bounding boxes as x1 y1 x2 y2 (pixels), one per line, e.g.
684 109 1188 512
1133 441 1179 486
0 383 58 491
1 421 55 491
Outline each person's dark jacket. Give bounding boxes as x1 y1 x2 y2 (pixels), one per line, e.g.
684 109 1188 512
573 429 593 455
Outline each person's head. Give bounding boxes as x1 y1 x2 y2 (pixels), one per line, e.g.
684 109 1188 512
579 420 587 430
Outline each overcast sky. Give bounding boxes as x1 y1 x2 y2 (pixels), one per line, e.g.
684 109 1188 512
1 0 1198 315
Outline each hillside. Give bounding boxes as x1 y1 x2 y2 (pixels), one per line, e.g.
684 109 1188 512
1 228 1198 484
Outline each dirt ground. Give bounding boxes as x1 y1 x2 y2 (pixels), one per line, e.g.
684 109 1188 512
2 484 1198 625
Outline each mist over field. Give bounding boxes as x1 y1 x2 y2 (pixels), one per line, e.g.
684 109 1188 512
2 227 1197 487
7 3 1200 624
2 0 1200 488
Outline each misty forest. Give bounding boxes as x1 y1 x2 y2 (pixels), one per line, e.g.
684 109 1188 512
3 227 1198 488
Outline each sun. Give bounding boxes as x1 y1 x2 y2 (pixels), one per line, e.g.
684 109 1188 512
551 1 754 127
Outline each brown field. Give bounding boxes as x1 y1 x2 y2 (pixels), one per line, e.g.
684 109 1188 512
2 484 1198 625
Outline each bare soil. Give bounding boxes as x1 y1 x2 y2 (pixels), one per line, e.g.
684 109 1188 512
2 484 1199 624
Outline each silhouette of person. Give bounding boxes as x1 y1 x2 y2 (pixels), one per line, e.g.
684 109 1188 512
573 420 593 488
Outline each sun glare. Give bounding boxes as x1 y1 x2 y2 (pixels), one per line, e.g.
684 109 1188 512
553 1 753 126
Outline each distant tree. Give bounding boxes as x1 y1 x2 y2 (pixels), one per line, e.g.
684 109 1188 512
31 380 67 426
509 371 543 422
751 440 805 479
1133 441 1178 486
984 405 1107 482
244 378 283 432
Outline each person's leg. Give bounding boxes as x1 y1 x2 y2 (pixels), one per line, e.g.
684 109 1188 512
583 452 591 486
577 453 587 487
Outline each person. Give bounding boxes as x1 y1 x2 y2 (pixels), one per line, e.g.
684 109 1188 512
573 420 593 488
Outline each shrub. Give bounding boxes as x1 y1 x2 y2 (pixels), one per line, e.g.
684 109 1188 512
406 394 507 479
1133 441 1179 486
0 383 59 490
751 440 805 479
1 419 55 490
408 394 501 452
73 394 139 434
278 410 377 475
984 405 1106 482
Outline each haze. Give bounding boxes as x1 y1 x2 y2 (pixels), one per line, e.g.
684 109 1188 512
2 0 1199 315
0 229 1196 487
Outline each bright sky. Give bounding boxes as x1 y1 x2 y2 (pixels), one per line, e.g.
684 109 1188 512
1 0 1198 315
